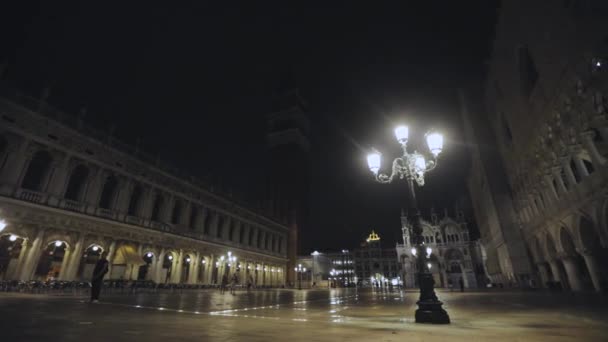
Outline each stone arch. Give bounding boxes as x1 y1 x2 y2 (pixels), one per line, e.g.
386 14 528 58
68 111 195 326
98 174 119 210
181 253 193 283
0 233 26 280
64 164 90 201
35 239 70 280
76 242 105 280
21 150 53 191
111 243 145 280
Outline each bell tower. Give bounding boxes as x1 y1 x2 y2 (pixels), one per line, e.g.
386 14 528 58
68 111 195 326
266 74 310 285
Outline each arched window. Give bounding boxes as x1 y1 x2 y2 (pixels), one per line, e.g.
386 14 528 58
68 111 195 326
98 175 119 209
278 236 282 253
217 215 224 238
21 150 53 191
189 206 198 230
228 220 235 241
249 228 255 246
257 231 263 248
127 185 143 216
203 210 213 235
171 200 182 224
239 226 245 244
151 193 164 221
64 164 89 201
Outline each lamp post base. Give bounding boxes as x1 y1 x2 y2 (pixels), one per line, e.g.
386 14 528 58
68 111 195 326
415 300 450 324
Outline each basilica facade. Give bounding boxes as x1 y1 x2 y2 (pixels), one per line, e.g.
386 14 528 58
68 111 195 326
396 209 486 289
464 1 608 291
0 91 289 286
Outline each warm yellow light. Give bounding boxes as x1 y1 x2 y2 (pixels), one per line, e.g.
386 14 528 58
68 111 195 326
394 125 409 143
426 132 443 156
366 230 380 242
367 152 381 174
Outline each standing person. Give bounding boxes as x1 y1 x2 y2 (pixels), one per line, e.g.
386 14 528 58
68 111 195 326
459 277 464 292
247 274 255 292
230 273 239 295
91 251 109 303
220 273 228 294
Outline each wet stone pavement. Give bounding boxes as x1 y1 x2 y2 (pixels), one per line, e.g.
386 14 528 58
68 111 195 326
1 288 607 341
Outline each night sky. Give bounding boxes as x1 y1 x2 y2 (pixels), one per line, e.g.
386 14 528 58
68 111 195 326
1 1 498 252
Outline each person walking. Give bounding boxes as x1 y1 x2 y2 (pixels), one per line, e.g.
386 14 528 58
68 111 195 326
459 277 464 292
220 273 229 294
247 274 254 292
230 273 239 295
91 251 109 303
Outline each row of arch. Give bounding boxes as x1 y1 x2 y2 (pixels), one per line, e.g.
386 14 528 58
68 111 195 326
0 139 285 255
529 207 608 292
0 229 286 287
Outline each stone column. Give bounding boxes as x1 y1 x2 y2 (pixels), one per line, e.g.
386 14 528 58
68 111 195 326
580 251 603 292
181 202 192 227
536 262 550 288
10 239 30 280
209 212 218 238
85 169 105 214
65 234 84 280
551 168 568 194
561 158 578 187
548 260 565 288
139 188 155 223
114 179 133 221
104 241 117 280
581 132 606 166
544 175 559 201
19 229 45 280
172 249 183 283
561 256 583 292
58 246 72 280
46 154 72 207
154 248 166 284
0 137 30 196
189 252 200 284
162 195 175 223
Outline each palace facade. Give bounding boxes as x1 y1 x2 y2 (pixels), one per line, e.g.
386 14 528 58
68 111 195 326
0 90 289 286
464 1 608 291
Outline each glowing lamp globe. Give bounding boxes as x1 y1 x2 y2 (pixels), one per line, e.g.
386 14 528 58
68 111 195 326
427 263 432 269
426 132 444 156
9 234 17 242
168 255 173 260
426 247 432 256
394 125 409 143
54 241 63 247
411 248 417 256
92 245 99 252
186 257 191 263
0 220 7 232
414 155 426 172
367 152 381 174
146 252 153 258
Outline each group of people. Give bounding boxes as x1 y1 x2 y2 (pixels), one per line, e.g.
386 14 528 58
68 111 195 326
219 273 256 294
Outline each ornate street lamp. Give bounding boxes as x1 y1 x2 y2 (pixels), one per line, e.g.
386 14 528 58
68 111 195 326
366 124 450 324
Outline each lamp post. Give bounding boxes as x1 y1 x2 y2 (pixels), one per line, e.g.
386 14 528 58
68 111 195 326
294 264 306 290
311 251 320 287
366 125 450 324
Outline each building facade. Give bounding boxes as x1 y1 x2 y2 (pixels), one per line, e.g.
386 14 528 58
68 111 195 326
354 231 401 287
0 90 289 286
465 1 608 291
396 209 486 289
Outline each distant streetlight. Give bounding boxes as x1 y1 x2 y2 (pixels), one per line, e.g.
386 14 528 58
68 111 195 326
366 124 450 324
295 264 306 290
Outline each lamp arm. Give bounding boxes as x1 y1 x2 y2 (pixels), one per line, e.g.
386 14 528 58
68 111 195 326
375 157 403 183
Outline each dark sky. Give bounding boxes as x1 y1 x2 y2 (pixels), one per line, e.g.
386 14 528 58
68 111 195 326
1 1 498 252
